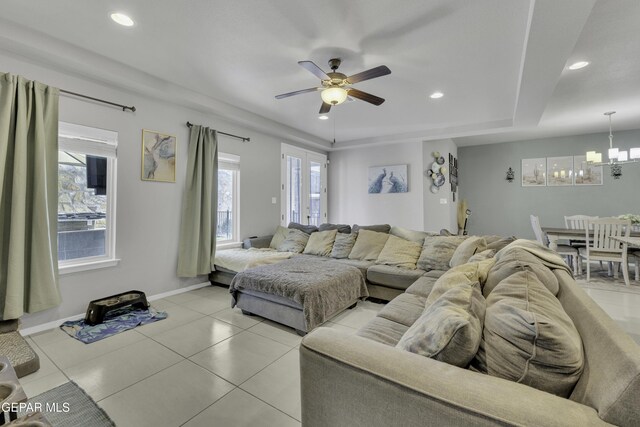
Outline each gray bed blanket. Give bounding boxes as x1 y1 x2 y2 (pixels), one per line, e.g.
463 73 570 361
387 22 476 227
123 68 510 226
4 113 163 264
230 257 369 330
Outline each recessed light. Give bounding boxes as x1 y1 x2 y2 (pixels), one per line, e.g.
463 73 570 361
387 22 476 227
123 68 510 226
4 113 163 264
568 61 589 70
318 115 329 120
110 12 135 27
429 91 444 99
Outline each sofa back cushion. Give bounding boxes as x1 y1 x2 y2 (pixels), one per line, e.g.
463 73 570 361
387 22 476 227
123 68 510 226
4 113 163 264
303 229 338 257
348 230 390 261
277 229 310 253
484 248 559 297
474 270 584 398
318 223 352 234
389 226 433 245
288 222 319 234
330 233 357 259
396 282 485 367
417 235 466 271
425 259 495 307
485 236 516 252
449 236 487 267
269 225 289 249
467 249 495 263
352 224 391 234
375 235 422 269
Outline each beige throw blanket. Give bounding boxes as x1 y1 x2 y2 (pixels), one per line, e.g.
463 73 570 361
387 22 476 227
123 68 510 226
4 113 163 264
214 248 293 273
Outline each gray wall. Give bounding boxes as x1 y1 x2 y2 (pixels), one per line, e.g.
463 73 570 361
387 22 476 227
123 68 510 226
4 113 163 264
2 53 325 328
458 130 640 239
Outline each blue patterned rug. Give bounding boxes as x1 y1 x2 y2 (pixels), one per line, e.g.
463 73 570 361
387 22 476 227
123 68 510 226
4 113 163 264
61 306 167 343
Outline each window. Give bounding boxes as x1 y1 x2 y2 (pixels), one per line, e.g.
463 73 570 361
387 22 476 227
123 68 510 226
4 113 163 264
281 144 327 226
217 153 240 243
58 122 118 272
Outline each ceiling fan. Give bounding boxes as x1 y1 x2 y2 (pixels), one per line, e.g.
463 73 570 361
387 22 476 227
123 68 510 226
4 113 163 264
275 58 391 114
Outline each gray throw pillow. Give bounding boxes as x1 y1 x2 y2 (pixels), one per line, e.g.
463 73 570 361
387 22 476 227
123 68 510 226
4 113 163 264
396 282 486 367
318 223 352 234
352 224 391 234
331 233 357 259
288 222 318 234
417 235 466 271
303 229 337 257
473 270 584 397
277 229 310 253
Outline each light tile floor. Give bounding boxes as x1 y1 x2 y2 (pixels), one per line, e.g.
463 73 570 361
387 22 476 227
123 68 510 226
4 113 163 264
20 276 639 426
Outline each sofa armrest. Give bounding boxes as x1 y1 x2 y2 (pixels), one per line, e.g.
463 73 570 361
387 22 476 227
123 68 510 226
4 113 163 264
242 235 273 249
300 329 609 427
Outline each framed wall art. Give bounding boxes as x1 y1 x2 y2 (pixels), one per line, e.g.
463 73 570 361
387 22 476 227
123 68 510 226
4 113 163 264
368 164 408 194
573 155 603 185
142 129 176 182
546 156 573 186
521 158 546 187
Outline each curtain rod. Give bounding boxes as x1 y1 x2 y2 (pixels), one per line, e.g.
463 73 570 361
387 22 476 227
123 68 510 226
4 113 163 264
60 89 136 112
186 121 250 142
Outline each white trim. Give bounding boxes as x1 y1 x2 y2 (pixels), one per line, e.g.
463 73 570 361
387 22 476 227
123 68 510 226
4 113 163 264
59 258 120 275
20 281 211 336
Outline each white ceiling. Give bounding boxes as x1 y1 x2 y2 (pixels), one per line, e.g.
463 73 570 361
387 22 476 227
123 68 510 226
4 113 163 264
0 0 637 149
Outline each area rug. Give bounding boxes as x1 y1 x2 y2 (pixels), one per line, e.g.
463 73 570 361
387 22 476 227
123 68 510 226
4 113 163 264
18 381 115 427
61 306 167 343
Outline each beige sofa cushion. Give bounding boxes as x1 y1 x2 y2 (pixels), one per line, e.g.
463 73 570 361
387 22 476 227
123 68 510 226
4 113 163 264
276 229 310 253
474 270 584 397
375 235 422 269
467 249 495 263
348 230 390 261
396 282 485 367
425 259 496 307
417 235 466 271
449 236 487 267
405 276 438 298
366 265 426 291
484 248 559 297
377 293 426 327
389 226 433 245
269 225 289 249
303 229 337 257
330 233 357 259
486 236 517 252
356 316 409 346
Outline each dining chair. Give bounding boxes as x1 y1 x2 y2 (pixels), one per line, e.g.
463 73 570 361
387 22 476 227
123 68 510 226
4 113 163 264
530 215 579 274
580 218 631 286
564 215 599 230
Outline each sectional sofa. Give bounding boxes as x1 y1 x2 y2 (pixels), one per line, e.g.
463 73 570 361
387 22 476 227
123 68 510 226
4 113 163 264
300 239 640 426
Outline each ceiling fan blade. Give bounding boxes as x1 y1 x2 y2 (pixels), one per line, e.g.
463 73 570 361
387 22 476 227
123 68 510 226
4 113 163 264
275 87 320 99
346 65 391 84
347 88 385 106
319 102 332 114
298 61 330 80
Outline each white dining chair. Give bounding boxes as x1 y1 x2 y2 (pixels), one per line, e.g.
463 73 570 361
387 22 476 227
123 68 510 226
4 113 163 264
580 218 631 286
564 215 598 230
530 215 579 274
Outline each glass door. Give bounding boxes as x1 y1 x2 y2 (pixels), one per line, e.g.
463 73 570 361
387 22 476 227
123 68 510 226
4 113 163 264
281 144 327 226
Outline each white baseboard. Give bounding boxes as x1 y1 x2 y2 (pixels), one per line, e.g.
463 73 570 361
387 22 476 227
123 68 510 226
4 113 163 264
20 281 211 337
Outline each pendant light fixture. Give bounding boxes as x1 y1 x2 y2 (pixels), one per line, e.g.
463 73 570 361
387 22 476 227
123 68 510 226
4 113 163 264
586 111 639 178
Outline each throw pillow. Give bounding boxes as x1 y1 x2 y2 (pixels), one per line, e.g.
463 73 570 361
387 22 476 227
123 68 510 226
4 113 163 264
277 229 310 253
396 282 486 367
348 230 390 261
269 225 289 249
473 270 584 397
331 233 357 259
483 248 559 297
303 229 338 257
288 222 318 234
318 223 352 234
390 226 433 245
486 236 517 252
449 236 487 267
425 258 496 307
375 235 423 269
417 235 467 271
467 249 495 263
352 224 391 234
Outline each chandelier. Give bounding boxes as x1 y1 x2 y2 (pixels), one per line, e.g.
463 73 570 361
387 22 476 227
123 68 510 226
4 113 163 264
586 111 639 179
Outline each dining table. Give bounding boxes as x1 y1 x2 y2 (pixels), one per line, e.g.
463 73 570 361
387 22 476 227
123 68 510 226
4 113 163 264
542 227 640 251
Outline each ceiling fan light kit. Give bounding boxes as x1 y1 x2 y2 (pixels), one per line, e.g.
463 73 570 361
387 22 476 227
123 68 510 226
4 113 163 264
275 57 391 115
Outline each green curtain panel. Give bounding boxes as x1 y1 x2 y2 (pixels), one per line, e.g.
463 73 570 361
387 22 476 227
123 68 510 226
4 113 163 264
0 72 62 320
177 125 218 277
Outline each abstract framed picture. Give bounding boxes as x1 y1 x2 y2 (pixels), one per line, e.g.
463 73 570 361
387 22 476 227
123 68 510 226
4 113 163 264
368 164 408 194
546 156 573 186
573 155 603 185
141 129 176 182
521 158 546 187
